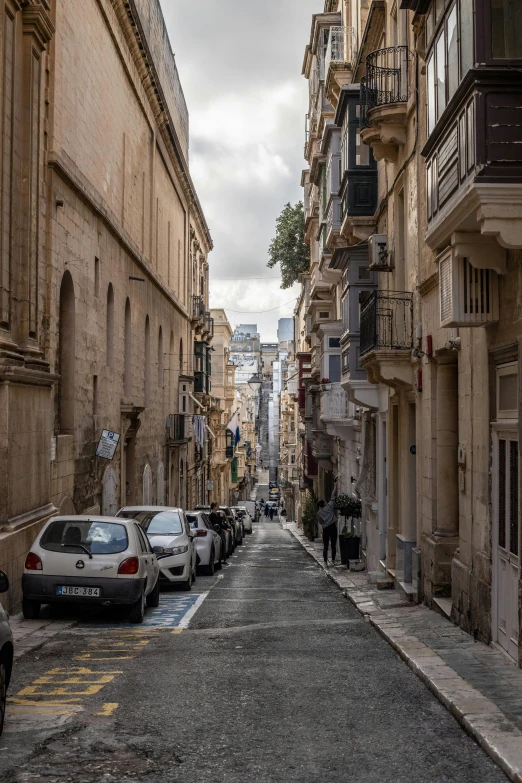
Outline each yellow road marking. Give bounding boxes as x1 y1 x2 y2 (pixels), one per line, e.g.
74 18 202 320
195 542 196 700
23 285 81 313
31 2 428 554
9 707 80 716
9 698 83 707
20 684 108 696
95 703 119 717
171 628 184 635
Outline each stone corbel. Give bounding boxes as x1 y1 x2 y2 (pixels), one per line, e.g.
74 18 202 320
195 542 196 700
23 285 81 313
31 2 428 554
22 2 55 50
451 232 506 275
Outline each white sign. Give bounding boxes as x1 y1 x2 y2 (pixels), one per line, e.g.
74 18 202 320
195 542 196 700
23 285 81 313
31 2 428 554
96 430 120 461
207 480 214 491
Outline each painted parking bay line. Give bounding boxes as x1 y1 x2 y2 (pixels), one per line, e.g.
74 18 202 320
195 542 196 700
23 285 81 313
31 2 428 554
141 592 208 628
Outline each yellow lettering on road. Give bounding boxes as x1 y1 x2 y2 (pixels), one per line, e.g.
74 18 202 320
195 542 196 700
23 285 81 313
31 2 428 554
95 703 119 717
20 684 107 696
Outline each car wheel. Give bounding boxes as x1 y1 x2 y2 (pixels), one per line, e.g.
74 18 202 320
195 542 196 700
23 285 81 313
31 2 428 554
215 556 222 571
129 591 146 623
181 576 192 591
22 597 40 620
206 550 215 576
146 578 160 608
0 661 7 736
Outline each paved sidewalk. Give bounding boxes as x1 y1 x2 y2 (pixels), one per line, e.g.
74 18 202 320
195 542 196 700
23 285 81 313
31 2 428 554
8 613 77 659
284 520 522 783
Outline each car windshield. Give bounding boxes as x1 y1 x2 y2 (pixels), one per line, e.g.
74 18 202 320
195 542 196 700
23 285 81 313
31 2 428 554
119 510 184 536
40 520 128 555
186 514 199 529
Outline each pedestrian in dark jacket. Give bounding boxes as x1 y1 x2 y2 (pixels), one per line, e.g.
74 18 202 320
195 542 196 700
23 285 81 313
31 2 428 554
264 503 270 517
317 478 338 566
269 506 275 521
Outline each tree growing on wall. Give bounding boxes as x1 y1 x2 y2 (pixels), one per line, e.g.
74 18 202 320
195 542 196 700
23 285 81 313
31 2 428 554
267 201 310 289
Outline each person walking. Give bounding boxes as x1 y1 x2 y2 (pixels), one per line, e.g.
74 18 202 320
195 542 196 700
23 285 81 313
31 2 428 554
209 502 227 564
264 503 270 518
269 505 275 521
317 478 338 566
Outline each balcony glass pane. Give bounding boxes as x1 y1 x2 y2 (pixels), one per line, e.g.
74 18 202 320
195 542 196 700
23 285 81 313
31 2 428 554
356 129 369 166
427 53 435 135
460 0 474 75
436 31 446 118
447 5 458 100
329 355 341 383
492 0 522 58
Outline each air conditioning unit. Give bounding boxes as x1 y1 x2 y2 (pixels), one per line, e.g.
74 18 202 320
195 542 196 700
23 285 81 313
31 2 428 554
368 234 392 270
439 252 499 328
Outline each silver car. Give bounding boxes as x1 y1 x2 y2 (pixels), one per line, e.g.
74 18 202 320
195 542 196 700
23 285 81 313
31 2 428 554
0 570 14 735
186 511 222 575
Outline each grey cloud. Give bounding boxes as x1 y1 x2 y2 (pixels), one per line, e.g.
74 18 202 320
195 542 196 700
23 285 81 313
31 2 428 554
159 0 318 340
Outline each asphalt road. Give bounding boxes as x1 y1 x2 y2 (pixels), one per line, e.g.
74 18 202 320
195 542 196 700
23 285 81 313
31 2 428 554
0 512 508 782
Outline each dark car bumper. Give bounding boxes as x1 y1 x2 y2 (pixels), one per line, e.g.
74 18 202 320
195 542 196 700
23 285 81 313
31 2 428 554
22 574 146 606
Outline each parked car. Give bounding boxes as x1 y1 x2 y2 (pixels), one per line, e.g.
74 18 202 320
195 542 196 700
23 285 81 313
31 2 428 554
186 511 222 575
221 506 243 545
196 507 233 558
232 506 253 534
22 516 160 623
0 570 13 736
117 507 197 592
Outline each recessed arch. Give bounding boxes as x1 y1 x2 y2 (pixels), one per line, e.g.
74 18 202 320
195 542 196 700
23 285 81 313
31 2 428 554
59 271 75 434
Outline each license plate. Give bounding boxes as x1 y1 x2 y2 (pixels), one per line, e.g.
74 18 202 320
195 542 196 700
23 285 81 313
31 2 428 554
57 586 100 597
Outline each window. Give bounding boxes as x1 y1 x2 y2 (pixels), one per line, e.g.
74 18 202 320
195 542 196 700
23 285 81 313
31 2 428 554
319 311 330 319
94 257 100 297
144 316 151 406
497 363 518 419
106 284 114 368
41 520 128 555
158 327 163 387
355 129 369 166
426 0 476 136
492 0 522 58
120 510 184 536
328 337 341 349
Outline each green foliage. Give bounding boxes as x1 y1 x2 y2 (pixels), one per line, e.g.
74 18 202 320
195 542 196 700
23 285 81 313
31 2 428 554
302 488 319 541
267 202 310 289
335 494 362 520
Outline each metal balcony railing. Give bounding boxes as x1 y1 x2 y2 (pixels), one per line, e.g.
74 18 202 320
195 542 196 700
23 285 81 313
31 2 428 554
321 383 350 421
191 295 205 321
361 46 411 126
325 26 356 77
360 291 414 357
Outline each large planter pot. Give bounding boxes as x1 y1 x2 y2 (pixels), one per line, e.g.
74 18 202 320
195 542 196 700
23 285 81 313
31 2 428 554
339 536 349 565
346 536 361 562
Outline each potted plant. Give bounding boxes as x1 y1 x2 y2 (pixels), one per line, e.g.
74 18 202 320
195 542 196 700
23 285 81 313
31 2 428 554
302 489 319 542
335 494 362 564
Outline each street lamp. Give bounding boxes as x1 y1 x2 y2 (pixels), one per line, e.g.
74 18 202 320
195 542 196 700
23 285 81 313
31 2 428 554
248 373 262 392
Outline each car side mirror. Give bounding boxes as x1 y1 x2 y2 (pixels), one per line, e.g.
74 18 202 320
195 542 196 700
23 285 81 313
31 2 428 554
152 546 165 555
0 570 9 593
188 529 196 538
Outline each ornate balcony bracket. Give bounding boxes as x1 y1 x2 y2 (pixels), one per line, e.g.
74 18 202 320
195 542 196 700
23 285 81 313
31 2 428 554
341 215 376 245
360 104 408 163
343 379 380 410
450 232 506 275
360 349 414 390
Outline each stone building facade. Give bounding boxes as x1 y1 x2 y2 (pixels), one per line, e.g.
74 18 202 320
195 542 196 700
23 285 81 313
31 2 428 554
0 0 211 611
292 0 522 667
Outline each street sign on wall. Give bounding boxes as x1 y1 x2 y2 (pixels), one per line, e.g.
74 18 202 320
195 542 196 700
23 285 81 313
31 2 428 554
96 430 121 460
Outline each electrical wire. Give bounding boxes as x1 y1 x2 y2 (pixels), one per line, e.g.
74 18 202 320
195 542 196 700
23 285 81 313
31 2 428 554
223 299 297 314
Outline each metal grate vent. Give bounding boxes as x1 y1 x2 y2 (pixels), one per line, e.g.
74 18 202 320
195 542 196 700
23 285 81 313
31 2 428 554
439 252 499 328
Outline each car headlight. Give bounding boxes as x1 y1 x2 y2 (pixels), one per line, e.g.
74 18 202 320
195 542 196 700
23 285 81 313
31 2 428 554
164 545 189 555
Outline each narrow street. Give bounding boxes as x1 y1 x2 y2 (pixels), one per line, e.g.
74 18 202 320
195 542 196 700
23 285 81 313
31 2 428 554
0 510 507 781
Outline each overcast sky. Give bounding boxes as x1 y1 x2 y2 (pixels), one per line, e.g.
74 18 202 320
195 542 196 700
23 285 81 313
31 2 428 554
159 0 319 342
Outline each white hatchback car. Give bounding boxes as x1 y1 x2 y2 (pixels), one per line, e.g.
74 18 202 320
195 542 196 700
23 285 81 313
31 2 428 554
117 507 197 591
186 510 222 575
234 507 253 534
22 516 160 623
